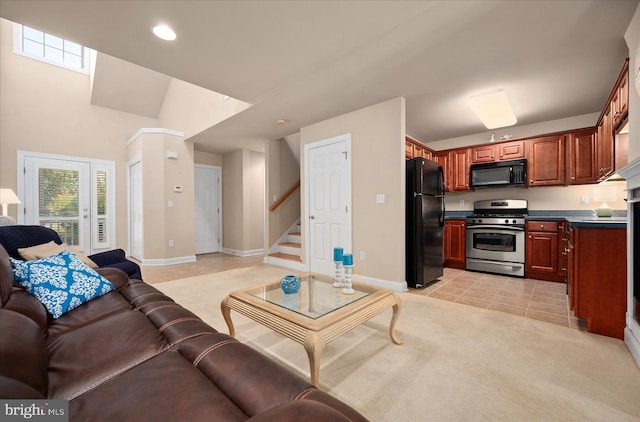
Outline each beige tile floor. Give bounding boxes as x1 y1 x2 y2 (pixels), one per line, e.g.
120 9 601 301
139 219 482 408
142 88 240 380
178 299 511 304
410 267 586 330
139 255 585 330
136 253 265 285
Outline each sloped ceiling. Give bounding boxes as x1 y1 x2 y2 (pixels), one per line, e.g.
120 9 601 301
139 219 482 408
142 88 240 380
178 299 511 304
90 52 171 118
1 0 637 154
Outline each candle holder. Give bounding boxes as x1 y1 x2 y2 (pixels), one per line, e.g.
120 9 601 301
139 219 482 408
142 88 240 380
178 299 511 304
342 264 355 294
332 260 344 287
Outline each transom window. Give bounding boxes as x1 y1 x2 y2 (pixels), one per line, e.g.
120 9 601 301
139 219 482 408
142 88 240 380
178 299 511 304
13 23 89 74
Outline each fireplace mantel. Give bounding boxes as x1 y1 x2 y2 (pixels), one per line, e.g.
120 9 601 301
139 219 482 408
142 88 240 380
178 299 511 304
619 156 640 368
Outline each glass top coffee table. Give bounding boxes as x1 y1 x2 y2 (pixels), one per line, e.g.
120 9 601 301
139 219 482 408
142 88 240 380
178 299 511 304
221 273 402 386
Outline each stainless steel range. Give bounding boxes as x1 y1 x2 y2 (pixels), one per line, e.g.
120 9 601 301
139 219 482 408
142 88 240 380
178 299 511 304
465 199 527 277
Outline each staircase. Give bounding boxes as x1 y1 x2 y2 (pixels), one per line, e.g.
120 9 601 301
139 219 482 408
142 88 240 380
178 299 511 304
269 222 301 263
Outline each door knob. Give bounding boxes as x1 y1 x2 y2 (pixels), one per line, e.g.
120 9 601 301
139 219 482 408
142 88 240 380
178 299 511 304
309 215 315 219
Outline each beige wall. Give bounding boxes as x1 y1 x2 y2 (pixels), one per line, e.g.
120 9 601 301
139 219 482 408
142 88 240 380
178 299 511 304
300 97 405 288
266 139 300 249
194 150 223 167
0 18 157 249
247 151 265 251
127 132 195 260
423 113 599 151
222 150 244 252
625 2 640 162
157 78 250 140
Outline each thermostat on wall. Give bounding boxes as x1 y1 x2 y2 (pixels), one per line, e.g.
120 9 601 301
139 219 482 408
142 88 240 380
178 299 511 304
174 186 183 193
166 151 178 159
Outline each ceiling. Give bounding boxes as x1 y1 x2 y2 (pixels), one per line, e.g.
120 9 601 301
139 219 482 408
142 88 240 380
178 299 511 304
1 0 637 154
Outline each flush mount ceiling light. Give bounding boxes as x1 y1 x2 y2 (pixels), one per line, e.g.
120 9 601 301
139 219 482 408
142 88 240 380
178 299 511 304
467 90 517 129
152 25 176 41
275 119 287 125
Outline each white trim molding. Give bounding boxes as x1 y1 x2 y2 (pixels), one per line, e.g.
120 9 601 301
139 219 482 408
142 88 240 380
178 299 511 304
353 273 408 293
222 248 265 257
264 255 308 273
126 128 185 145
142 255 196 266
619 156 640 368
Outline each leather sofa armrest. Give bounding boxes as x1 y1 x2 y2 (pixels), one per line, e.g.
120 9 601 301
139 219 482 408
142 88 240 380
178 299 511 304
88 249 126 267
245 400 352 422
94 267 129 290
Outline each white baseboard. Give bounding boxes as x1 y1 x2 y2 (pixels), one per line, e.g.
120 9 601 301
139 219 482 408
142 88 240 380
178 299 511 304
264 255 308 272
353 273 408 293
142 255 196 266
222 248 264 257
625 323 640 369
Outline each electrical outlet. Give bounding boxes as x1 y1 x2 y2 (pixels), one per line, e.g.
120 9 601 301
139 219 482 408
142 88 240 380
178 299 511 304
359 251 365 260
459 200 464 207
168 240 174 247
376 194 385 204
581 196 589 205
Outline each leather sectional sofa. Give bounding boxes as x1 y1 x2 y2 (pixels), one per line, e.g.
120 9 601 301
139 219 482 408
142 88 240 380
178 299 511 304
0 244 367 421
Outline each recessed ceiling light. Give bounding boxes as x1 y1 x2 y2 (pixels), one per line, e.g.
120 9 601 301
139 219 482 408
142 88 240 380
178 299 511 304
467 90 517 129
153 25 176 41
276 119 287 125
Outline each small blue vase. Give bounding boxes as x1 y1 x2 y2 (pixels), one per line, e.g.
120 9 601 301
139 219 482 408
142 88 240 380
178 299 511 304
280 274 300 294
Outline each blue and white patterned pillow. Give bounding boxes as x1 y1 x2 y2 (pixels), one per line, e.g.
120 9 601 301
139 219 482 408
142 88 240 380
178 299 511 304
10 250 115 319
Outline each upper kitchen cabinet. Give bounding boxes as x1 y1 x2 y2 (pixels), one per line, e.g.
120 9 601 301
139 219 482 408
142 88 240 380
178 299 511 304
527 135 566 186
449 148 471 191
434 151 451 192
596 58 629 181
566 128 597 185
405 136 434 161
611 59 629 128
471 140 525 163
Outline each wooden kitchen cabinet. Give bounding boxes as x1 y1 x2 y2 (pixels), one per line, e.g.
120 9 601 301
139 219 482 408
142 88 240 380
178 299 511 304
434 151 450 191
611 59 629 128
449 148 471 191
471 140 525 164
526 135 566 186
525 220 565 283
566 128 597 185
567 225 627 339
405 137 434 161
596 104 614 181
444 219 466 269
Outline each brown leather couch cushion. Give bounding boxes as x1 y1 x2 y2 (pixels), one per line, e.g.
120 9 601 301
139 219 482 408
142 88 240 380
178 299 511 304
0 309 48 396
69 350 249 421
47 309 169 400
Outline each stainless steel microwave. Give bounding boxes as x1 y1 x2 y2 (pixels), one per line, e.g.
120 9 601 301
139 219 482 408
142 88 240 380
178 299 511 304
470 159 527 188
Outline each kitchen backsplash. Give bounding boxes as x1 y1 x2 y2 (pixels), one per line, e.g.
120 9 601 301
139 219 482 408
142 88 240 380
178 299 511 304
444 180 628 211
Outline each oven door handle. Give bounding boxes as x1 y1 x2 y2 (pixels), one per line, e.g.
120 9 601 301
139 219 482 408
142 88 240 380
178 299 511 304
466 224 525 232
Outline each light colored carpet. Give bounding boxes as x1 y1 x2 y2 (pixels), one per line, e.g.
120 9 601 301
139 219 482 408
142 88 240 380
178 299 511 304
155 264 640 421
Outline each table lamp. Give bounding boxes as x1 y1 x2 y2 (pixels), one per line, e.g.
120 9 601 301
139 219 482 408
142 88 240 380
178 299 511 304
593 186 617 217
0 188 21 224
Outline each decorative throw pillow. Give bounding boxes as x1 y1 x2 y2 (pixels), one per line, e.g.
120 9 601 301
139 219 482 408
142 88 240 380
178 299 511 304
10 250 115 319
18 241 98 269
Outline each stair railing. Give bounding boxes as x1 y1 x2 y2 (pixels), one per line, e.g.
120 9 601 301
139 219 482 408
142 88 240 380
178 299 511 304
269 180 300 212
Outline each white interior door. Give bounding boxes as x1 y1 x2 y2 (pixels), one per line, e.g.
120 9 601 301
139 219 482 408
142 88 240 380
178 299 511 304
306 135 352 275
24 157 91 251
194 165 221 254
129 160 143 261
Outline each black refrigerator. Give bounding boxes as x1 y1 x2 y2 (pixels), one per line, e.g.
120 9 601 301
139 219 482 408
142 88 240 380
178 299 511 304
406 157 445 288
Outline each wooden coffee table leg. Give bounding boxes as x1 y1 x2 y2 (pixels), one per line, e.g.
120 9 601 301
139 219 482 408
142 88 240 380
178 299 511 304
303 331 326 386
389 293 402 345
220 297 235 338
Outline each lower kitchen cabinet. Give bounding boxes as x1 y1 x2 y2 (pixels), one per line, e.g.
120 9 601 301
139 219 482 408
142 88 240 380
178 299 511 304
568 226 626 339
444 219 465 269
525 220 565 283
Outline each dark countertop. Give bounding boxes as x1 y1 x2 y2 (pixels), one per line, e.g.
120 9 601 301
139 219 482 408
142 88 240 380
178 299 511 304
444 210 627 228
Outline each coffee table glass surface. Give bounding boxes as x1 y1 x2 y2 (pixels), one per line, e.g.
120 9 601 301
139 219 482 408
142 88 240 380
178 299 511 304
244 274 375 320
